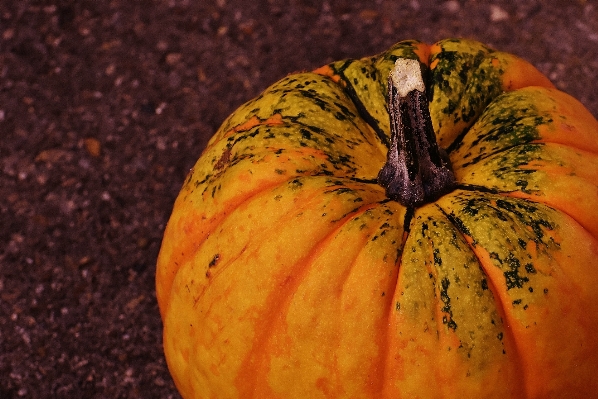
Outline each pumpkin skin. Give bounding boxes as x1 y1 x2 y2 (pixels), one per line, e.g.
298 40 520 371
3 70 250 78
156 38 598 398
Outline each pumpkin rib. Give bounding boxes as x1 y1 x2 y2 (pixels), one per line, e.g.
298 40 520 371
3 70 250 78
453 142 548 171
160 172 370 315
456 183 503 195
451 121 598 172
434 200 528 396
287 115 382 154
449 86 598 174
461 245 528 397
165 122 386 291
157 174 299 312
203 113 285 154
381 242 413 398
161 107 391 305
384 201 526 397
329 61 391 148
314 59 391 149
292 85 385 150
167 177 390 398
234 199 397 398
427 39 507 149
503 191 598 242
453 139 598 239
423 216 471 381
531 132 598 157
336 202 406 398
433 191 598 398
208 72 387 176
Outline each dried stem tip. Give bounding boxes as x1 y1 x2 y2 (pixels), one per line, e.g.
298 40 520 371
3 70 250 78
389 58 426 97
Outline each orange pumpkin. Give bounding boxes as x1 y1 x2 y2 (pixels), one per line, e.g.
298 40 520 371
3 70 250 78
156 38 598 398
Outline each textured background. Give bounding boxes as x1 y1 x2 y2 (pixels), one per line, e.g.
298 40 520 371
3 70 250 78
1 1 597 397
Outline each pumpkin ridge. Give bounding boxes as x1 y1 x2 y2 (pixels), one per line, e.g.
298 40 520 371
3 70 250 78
530 137 598 156
380 212 413 397
427 40 505 148
413 211 463 359
434 202 528 394
336 203 407 397
449 86 598 173
454 140 598 239
456 183 503 195
234 199 395 397
455 142 548 170
287 115 380 151
159 177 280 300
316 59 390 148
174 104 388 255
203 114 285 154
188 174 383 257
502 191 598 241
385 201 523 396
158 174 319 312
439 69 499 154
454 239 530 396
432 192 598 397
167 177 389 398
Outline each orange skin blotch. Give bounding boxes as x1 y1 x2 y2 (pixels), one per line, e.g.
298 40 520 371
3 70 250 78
229 113 284 136
429 43 442 56
412 42 431 66
205 114 285 153
312 65 344 85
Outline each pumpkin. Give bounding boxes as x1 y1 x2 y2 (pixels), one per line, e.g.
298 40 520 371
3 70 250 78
156 38 598 398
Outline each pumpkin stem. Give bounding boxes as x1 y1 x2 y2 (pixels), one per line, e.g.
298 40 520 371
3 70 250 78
378 58 456 207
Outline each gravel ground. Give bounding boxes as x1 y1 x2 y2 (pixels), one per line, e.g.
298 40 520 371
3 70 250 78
1 1 597 398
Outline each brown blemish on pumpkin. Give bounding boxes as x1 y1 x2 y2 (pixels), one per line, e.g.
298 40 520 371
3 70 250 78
215 147 231 171
209 254 220 268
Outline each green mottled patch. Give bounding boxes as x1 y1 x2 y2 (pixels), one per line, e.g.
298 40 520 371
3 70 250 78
215 74 379 151
428 39 505 148
457 144 549 194
438 191 560 315
399 205 506 370
449 89 569 195
451 89 554 168
182 72 392 200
